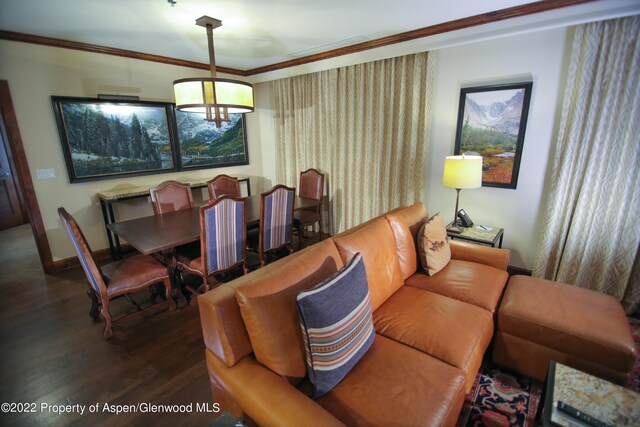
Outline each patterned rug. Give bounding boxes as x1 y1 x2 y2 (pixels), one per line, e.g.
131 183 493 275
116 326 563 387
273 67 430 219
457 317 640 427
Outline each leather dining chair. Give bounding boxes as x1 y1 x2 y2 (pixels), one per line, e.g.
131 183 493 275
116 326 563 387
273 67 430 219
248 185 296 267
207 174 241 200
58 207 175 339
175 196 248 299
149 180 194 214
294 168 325 249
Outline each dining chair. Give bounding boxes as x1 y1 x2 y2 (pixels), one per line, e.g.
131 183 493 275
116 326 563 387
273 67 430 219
294 168 325 249
58 207 175 339
207 174 241 200
149 180 194 215
248 184 296 267
175 196 248 298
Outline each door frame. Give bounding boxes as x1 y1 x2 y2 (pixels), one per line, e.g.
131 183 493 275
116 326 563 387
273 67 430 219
0 80 54 273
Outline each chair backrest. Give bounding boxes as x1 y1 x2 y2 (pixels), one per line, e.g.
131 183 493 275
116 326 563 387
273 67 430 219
149 180 194 215
260 185 295 252
207 175 241 200
299 168 325 203
58 207 106 296
200 196 247 276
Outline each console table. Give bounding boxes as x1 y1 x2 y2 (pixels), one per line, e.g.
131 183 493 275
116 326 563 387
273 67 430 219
98 176 250 257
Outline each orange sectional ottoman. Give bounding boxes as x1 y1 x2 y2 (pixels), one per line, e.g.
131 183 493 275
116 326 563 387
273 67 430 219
492 275 636 385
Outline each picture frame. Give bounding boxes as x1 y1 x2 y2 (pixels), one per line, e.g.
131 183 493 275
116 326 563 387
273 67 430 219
175 110 249 170
453 82 532 189
52 96 178 183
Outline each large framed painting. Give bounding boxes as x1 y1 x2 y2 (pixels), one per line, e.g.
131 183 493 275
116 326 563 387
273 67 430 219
175 111 249 170
52 97 178 183
454 82 532 189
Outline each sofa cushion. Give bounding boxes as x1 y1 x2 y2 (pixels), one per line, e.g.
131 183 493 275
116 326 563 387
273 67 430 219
417 212 451 276
385 202 428 280
373 286 493 389
317 334 466 427
332 218 404 311
296 253 375 397
405 259 509 313
235 239 344 384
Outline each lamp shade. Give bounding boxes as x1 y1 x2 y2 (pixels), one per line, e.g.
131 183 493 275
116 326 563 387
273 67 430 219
173 77 254 114
443 155 482 189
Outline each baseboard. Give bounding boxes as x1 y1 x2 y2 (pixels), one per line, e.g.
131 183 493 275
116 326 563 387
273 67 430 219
51 244 134 273
507 265 532 277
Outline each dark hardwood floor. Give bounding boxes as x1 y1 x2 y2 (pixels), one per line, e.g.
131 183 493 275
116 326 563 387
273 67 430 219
0 226 323 427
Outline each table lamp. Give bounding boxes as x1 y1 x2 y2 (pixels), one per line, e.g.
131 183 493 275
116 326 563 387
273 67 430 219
442 154 482 233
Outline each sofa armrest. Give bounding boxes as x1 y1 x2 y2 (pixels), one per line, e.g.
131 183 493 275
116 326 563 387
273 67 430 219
449 239 510 271
205 350 345 427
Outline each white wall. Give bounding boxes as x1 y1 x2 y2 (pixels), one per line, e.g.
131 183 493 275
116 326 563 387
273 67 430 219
0 41 266 261
426 28 570 269
1 26 570 269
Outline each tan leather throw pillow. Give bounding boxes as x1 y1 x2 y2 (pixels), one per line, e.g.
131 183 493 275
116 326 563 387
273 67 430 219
417 212 451 276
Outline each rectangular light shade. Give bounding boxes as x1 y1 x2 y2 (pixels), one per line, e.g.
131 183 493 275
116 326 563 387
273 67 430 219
443 155 483 189
174 79 254 113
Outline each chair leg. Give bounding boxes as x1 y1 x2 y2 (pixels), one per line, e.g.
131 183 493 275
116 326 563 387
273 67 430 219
88 290 100 320
163 278 176 311
101 299 113 339
318 215 323 242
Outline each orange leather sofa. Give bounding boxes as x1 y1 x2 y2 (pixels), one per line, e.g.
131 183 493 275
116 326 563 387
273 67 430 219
198 202 511 426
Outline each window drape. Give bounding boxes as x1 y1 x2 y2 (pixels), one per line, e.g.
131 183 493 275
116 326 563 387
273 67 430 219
273 52 434 234
533 16 640 314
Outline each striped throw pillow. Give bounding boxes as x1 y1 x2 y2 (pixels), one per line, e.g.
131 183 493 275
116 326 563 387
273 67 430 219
296 253 375 397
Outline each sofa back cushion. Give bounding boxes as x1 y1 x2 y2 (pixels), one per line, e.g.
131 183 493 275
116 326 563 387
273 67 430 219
332 217 404 311
385 202 428 280
235 239 344 384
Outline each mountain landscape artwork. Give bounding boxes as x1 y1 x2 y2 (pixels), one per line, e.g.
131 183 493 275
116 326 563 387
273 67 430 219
53 98 176 182
454 83 532 189
175 111 248 169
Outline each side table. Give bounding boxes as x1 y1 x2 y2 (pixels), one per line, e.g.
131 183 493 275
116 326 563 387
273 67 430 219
541 361 640 426
446 222 504 248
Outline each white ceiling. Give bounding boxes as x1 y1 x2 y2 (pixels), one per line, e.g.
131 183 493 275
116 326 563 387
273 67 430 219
1 0 639 81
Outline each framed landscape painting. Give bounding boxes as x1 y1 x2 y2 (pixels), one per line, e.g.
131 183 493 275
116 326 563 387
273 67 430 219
454 82 532 189
175 111 249 170
52 97 178 182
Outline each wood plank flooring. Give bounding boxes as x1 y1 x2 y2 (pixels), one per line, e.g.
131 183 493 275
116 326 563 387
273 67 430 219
0 225 322 426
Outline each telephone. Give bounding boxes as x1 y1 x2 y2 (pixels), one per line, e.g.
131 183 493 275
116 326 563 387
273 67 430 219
457 209 474 227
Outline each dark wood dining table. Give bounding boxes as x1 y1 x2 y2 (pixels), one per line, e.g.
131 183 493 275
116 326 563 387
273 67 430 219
107 195 319 257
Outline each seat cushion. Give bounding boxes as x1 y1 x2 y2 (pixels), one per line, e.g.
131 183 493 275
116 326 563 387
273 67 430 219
316 334 466 427
296 253 375 397
103 254 168 295
405 259 508 313
495 276 636 378
373 286 493 389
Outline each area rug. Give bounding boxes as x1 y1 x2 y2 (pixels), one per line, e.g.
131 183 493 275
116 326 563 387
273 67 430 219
457 317 640 427
455 361 543 427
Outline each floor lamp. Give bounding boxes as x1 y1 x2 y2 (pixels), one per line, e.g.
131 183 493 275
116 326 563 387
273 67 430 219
442 154 482 234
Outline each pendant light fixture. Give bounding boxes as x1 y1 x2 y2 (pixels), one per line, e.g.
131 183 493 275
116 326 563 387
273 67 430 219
173 16 254 127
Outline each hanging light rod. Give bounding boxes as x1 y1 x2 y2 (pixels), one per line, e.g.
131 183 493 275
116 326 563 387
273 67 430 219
173 16 254 127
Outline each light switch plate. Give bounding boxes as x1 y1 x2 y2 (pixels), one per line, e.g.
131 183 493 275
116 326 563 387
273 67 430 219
36 168 56 180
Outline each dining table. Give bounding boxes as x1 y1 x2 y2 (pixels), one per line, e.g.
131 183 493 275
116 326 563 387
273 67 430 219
107 194 319 258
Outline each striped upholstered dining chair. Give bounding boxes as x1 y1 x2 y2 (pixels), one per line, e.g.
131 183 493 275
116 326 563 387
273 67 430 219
174 195 248 299
58 207 175 339
247 184 296 267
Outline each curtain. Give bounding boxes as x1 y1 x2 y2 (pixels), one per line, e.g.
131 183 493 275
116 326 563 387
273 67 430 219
533 16 640 314
273 52 434 234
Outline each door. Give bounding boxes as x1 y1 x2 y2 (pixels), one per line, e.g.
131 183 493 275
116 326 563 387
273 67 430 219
0 109 25 230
